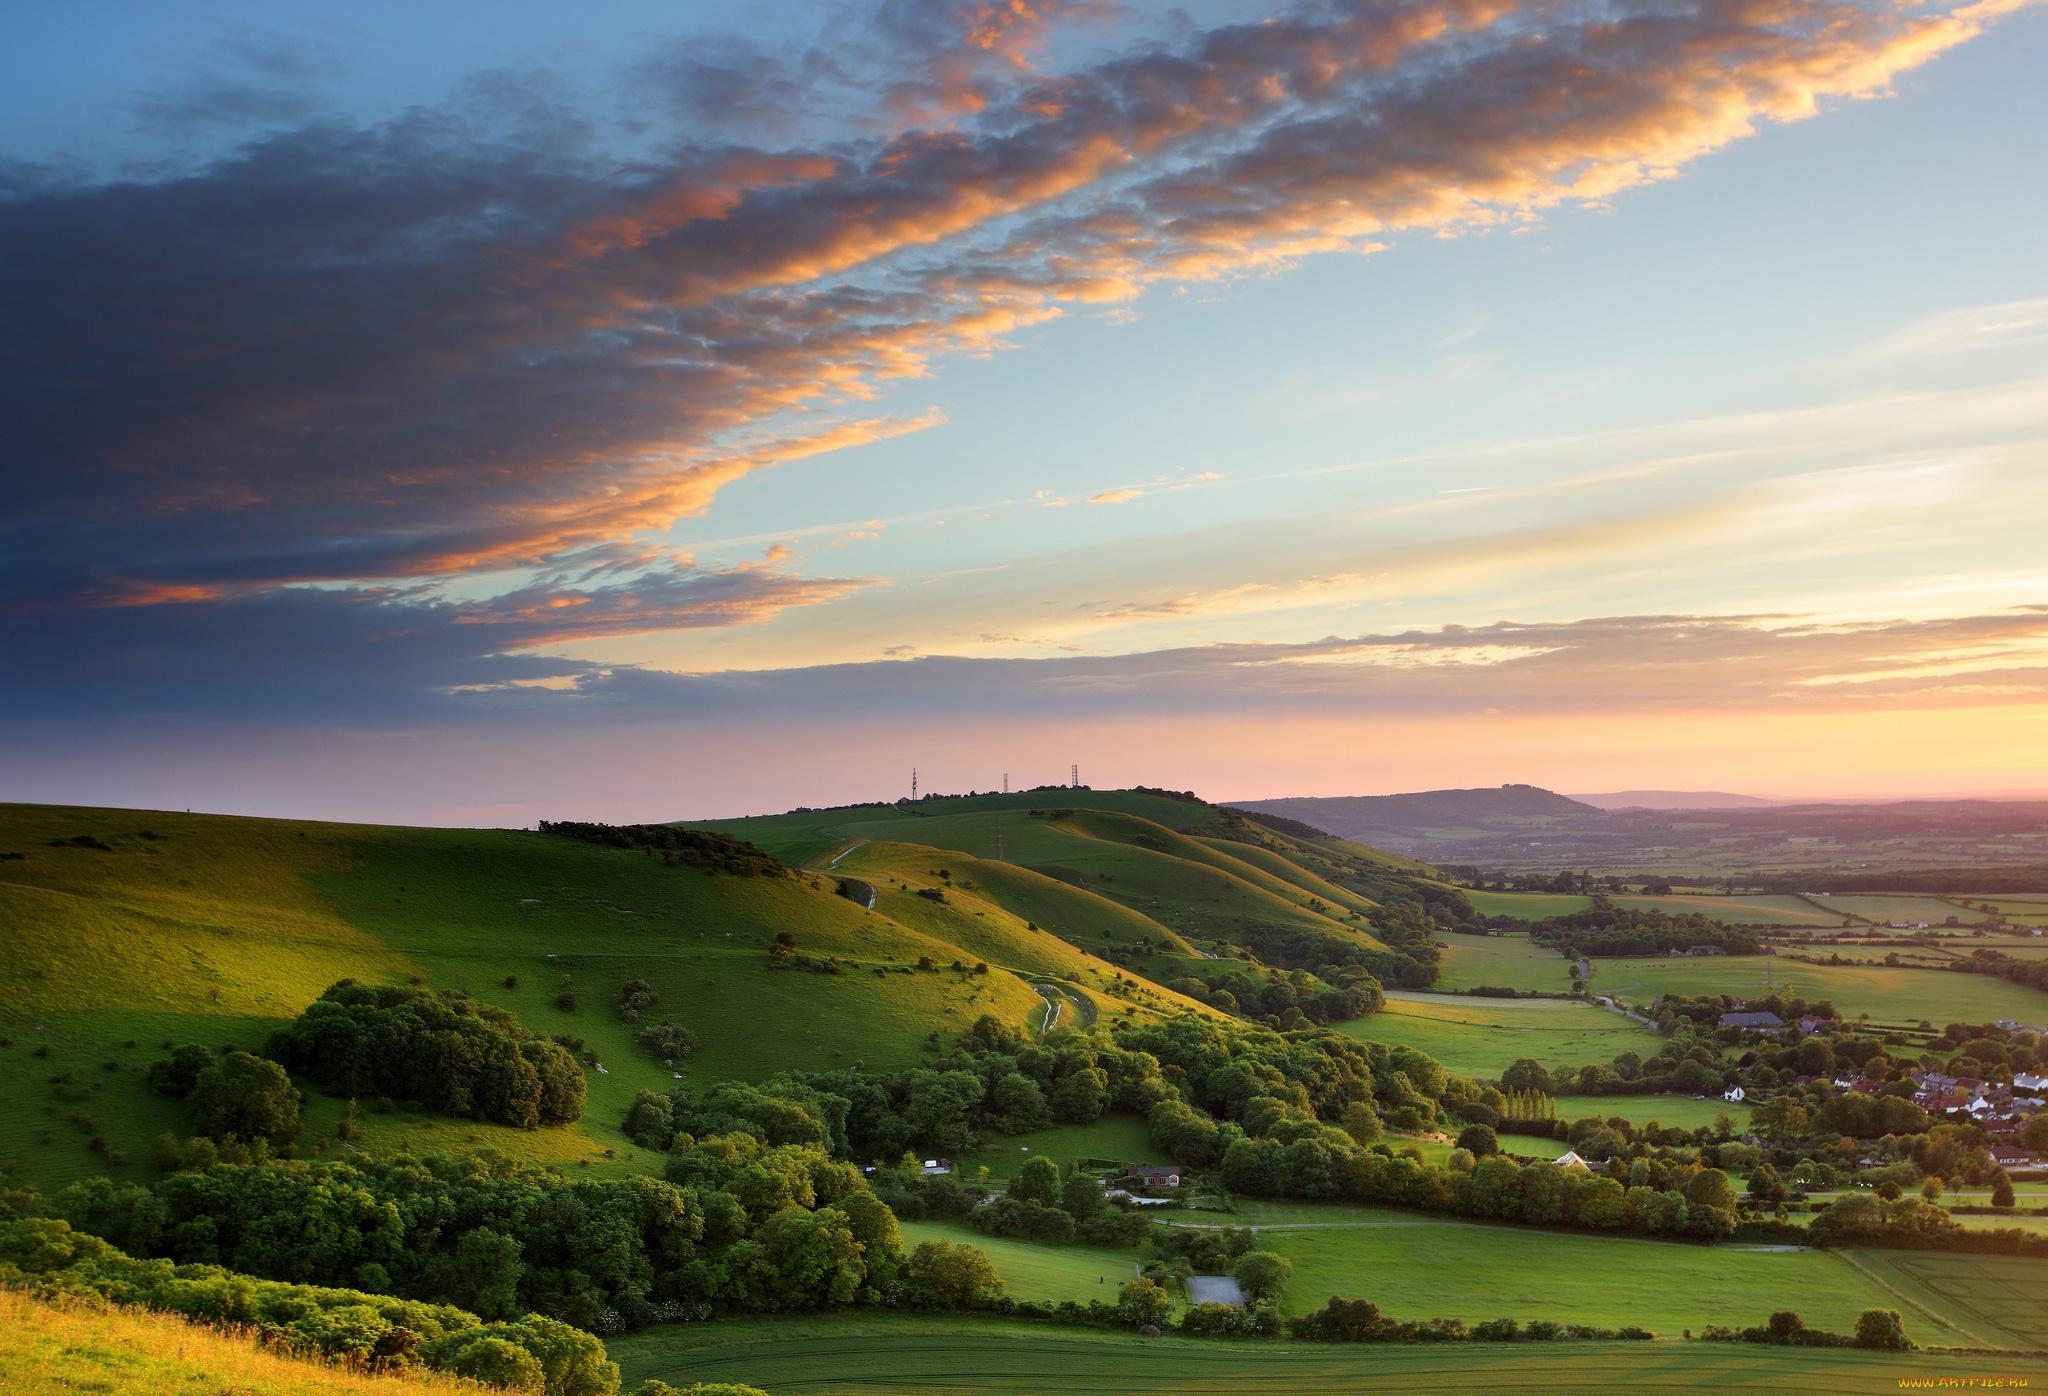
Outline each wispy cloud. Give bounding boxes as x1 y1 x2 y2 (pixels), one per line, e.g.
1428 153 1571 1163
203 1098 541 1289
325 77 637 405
4 0 2037 715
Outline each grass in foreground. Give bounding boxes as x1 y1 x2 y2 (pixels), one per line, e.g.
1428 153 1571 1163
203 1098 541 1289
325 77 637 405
607 1309 2048 1396
0 1289 491 1396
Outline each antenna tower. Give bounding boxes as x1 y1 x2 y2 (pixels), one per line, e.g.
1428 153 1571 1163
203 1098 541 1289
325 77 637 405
1003 773 1009 794
1071 763 1079 788
912 767 918 801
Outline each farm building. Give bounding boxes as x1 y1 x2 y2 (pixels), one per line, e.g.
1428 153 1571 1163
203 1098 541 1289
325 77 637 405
1551 1151 1594 1173
1720 1011 1785 1029
1126 1166 1182 1188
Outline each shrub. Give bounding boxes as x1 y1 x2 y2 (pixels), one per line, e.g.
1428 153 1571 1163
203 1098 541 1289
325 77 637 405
634 1021 698 1065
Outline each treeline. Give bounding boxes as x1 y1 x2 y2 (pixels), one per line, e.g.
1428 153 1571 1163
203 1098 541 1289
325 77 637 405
264 982 585 1128
1218 807 1334 840
1700 1308 1912 1350
1289 1297 1655 1344
1524 902 1760 957
1809 1195 2048 1257
36 1137 902 1333
536 821 784 877
1765 868 2048 895
0 1216 619 1391
1165 966 1384 1029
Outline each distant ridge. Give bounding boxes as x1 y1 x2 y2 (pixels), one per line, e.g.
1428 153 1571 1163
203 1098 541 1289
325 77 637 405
1568 790 1782 810
1223 785 1595 846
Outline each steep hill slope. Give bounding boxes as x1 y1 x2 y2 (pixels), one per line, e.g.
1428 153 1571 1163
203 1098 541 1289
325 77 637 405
0 803 1210 1199
1224 785 1597 847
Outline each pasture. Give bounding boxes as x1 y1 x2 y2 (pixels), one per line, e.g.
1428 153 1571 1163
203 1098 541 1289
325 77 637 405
969 1113 1173 1181
1434 933 1576 993
0 803 1123 1197
1845 1250 2048 1349
896 1220 1141 1302
1820 895 1961 926
606 1311 2037 1394
1257 1219 1903 1333
1335 992 1662 1080
1594 955 2048 1023
1462 890 1835 926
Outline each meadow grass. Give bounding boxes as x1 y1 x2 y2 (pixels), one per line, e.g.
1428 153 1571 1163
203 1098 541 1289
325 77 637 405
605 1308 2039 1395
0 1289 494 1396
1841 1249 2048 1349
1594 955 2047 1022
1435 932 1577 993
0 802 1144 1197
1462 890 1840 925
964 1114 1175 1180
1334 992 1663 1080
897 1219 1144 1301
1255 1219 1904 1332
1822 895 1972 925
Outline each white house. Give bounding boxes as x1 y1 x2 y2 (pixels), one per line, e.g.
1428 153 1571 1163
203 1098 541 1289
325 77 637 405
1722 1086 1746 1102
1552 1151 1594 1173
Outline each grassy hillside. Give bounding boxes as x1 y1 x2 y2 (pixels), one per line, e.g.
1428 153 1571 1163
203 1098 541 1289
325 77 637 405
0 802 1215 1198
0 1290 493 1396
1434 932 1577 993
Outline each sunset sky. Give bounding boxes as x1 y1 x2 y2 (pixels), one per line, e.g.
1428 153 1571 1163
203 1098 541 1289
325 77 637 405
5 0 2047 825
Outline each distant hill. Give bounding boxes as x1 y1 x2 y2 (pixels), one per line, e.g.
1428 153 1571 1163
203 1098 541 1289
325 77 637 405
1223 785 1595 846
1568 790 1783 810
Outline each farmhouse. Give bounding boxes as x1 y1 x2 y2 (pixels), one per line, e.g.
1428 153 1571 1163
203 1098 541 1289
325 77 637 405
1551 1151 1593 1173
1687 945 1723 956
1126 1166 1182 1188
1991 1145 2034 1168
1720 1011 1785 1029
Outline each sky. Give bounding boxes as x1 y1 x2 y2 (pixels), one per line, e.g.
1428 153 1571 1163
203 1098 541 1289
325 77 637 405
3 0 2046 826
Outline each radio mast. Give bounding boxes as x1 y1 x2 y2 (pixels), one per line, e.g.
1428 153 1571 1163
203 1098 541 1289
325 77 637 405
911 767 917 802
1071 763 1079 788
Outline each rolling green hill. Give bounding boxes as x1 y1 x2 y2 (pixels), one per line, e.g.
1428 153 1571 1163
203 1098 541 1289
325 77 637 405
0 801 1221 1199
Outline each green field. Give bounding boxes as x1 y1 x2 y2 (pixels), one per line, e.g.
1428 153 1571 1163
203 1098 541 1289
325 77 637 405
1335 993 1662 1080
607 1311 2042 1394
1820 896 1966 926
1844 1250 2048 1349
1435 933 1577 993
967 1114 1175 1181
1595 955 2048 1023
1258 1220 1901 1333
1462 891 1835 926
897 1220 1142 1302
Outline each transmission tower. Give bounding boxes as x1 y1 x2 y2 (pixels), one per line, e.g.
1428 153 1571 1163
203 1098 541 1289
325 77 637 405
911 767 918 801
1002 773 1009 794
1071 763 1079 788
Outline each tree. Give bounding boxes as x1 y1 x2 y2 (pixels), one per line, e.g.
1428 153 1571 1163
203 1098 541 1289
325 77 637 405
1921 1177 1945 1201
1339 1101 1381 1145
1117 1278 1174 1327
1684 1168 1737 1213
1010 1155 1061 1205
1993 1179 2016 1208
1060 1172 1103 1222
902 1239 1004 1308
146 1045 215 1097
186 1052 300 1147
422 1316 618 1396
1853 1308 1911 1350
1232 1250 1292 1301
2022 1113 2048 1152
1455 1124 1499 1158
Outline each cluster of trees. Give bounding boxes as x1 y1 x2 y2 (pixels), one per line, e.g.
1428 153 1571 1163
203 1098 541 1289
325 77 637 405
625 1017 1191 1163
1526 902 1760 957
264 983 585 1129
1203 1113 1743 1240
1288 1296 1655 1344
41 1131 914 1333
535 821 784 877
0 1216 619 1392
1698 1308 1911 1350
146 1047 301 1147
1164 966 1383 1029
970 1157 1154 1249
1228 917 1435 993
1808 1194 2048 1257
